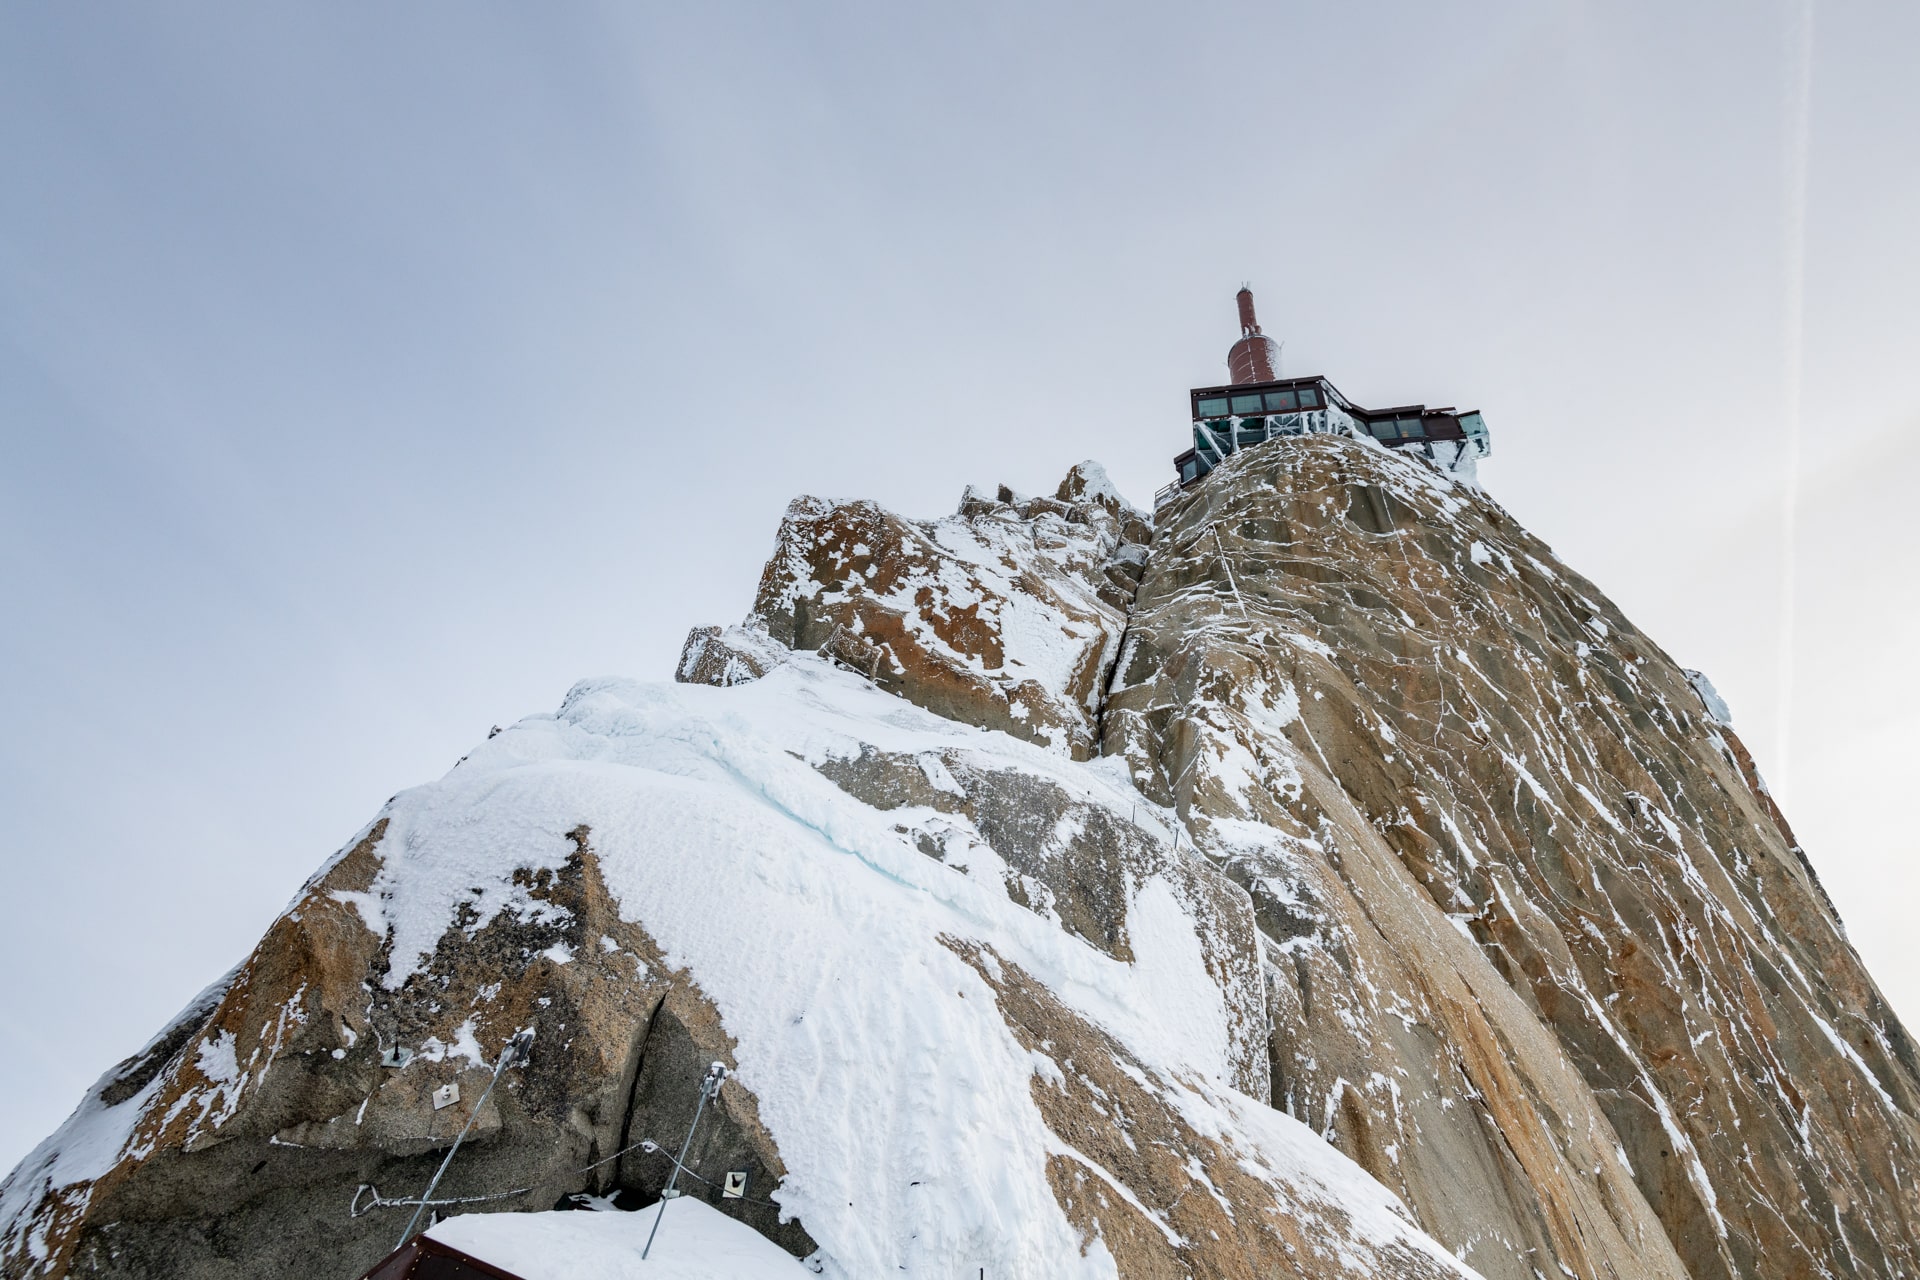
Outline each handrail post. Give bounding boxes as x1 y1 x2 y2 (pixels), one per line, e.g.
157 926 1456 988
641 1061 728 1261
396 1027 534 1251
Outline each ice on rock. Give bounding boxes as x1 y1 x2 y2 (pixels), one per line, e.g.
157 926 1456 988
1684 668 1733 726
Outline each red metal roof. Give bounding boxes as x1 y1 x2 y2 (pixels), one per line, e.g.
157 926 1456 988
360 1233 531 1280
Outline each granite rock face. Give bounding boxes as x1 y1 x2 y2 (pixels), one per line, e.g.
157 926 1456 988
736 461 1150 759
7 439 1917 1280
1105 436 1920 1279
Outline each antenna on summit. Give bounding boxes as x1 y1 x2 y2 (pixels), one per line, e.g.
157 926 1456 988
1228 286 1280 383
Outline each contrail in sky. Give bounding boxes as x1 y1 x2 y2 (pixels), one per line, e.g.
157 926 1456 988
1775 0 1813 802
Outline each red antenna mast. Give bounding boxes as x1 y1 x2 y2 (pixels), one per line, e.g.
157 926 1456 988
1227 286 1281 384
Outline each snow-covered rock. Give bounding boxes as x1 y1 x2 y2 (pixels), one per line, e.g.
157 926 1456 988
6 443 1917 1280
715 461 1151 759
677 622 789 688
1111 436 1920 1279
0 653 1468 1280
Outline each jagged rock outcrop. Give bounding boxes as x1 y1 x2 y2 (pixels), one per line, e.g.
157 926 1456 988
733 461 1150 759
675 623 788 688
7 439 1916 1280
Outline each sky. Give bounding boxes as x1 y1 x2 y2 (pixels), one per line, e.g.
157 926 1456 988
2 1 1916 1175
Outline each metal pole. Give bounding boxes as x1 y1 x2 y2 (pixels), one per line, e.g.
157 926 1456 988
397 1028 534 1250
642 1062 727 1261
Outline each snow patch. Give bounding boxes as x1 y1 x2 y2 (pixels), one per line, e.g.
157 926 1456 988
427 1197 806 1279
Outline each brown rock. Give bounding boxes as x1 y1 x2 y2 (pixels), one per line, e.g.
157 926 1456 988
746 463 1148 759
1109 435 1920 1279
674 623 787 688
948 939 1473 1280
1 826 811 1279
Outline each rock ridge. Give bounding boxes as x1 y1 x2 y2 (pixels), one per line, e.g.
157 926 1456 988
7 437 1917 1280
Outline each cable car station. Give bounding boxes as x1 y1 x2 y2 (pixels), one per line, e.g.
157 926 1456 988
1161 289 1490 507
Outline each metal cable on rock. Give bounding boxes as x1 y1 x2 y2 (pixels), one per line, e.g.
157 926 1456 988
349 1074 785 1224
395 1027 536 1249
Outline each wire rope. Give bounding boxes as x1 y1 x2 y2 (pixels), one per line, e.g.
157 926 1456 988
350 1132 783 1221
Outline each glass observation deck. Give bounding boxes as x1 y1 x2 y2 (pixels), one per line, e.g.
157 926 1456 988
1166 375 1490 494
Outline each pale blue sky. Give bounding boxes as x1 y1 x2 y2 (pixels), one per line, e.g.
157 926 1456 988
3 1 1916 1172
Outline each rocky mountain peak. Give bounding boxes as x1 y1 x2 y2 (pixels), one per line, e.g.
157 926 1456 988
6 435 1915 1280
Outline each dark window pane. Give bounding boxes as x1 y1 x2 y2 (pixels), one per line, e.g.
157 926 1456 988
1399 419 1424 438
1181 460 1197 481
1297 387 1321 407
1230 394 1265 414
1265 390 1297 411
1197 397 1231 417
1370 420 1396 439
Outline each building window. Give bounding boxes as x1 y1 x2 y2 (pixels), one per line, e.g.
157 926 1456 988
1196 397 1230 417
1230 394 1265 414
1181 460 1198 482
1399 419 1424 438
1369 420 1395 439
1265 390 1297 411
1297 387 1321 408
